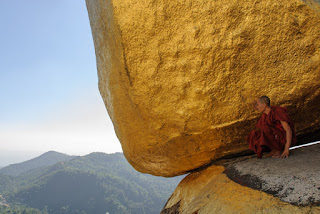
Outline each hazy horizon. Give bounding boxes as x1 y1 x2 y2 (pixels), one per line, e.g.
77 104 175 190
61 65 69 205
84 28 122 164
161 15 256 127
0 1 123 160
0 149 125 167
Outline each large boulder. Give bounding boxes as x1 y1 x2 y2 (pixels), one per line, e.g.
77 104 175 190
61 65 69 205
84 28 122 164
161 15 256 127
162 143 320 213
86 0 320 176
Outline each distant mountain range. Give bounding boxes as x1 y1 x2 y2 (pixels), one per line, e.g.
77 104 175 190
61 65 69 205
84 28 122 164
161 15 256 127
0 151 183 214
0 151 76 176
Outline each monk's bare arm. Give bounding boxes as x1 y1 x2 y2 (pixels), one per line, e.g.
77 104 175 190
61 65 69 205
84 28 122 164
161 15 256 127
280 121 292 158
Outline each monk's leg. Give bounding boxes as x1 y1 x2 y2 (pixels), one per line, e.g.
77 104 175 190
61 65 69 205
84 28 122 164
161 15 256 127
260 131 282 158
247 130 261 153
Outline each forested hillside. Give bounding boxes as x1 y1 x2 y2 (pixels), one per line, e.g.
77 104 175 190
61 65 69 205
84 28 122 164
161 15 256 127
0 151 75 176
0 152 183 214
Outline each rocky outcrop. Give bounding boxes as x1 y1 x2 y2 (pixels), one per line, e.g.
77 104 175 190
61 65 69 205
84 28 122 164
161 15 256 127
162 143 320 213
86 0 320 176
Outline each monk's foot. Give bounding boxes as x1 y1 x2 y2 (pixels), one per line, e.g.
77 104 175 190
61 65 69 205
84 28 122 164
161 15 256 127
263 150 281 158
263 152 274 158
262 150 275 158
271 150 281 158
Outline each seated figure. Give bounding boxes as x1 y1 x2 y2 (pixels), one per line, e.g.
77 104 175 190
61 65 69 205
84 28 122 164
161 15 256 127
247 96 296 158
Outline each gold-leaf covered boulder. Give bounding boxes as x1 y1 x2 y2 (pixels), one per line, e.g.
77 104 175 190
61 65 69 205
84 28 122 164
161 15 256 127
86 0 320 176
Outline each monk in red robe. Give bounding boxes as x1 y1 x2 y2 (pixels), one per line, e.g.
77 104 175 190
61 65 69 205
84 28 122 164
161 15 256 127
247 96 296 158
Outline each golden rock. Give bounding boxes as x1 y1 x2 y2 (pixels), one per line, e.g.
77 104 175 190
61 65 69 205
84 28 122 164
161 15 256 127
161 164 320 214
86 0 320 176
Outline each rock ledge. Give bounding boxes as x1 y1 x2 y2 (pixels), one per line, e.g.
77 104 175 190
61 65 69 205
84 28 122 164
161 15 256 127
225 142 320 206
162 143 320 213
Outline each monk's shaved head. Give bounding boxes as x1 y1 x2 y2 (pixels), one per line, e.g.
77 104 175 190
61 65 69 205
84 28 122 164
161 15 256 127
258 96 271 106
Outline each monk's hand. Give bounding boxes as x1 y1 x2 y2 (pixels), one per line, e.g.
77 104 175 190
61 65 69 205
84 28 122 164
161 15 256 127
280 149 289 158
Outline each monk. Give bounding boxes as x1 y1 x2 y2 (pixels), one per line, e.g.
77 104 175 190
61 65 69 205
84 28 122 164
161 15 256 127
247 96 296 159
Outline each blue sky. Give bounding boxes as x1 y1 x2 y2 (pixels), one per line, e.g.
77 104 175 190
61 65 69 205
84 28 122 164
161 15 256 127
0 1 122 165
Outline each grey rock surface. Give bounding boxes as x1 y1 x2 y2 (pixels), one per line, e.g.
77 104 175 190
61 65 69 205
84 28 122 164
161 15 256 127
224 143 320 206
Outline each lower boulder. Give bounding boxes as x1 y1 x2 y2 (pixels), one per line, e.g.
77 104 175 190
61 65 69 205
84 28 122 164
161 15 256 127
162 143 320 213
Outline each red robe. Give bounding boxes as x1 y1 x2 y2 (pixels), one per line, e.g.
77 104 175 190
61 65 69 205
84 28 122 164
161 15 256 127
247 106 296 158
